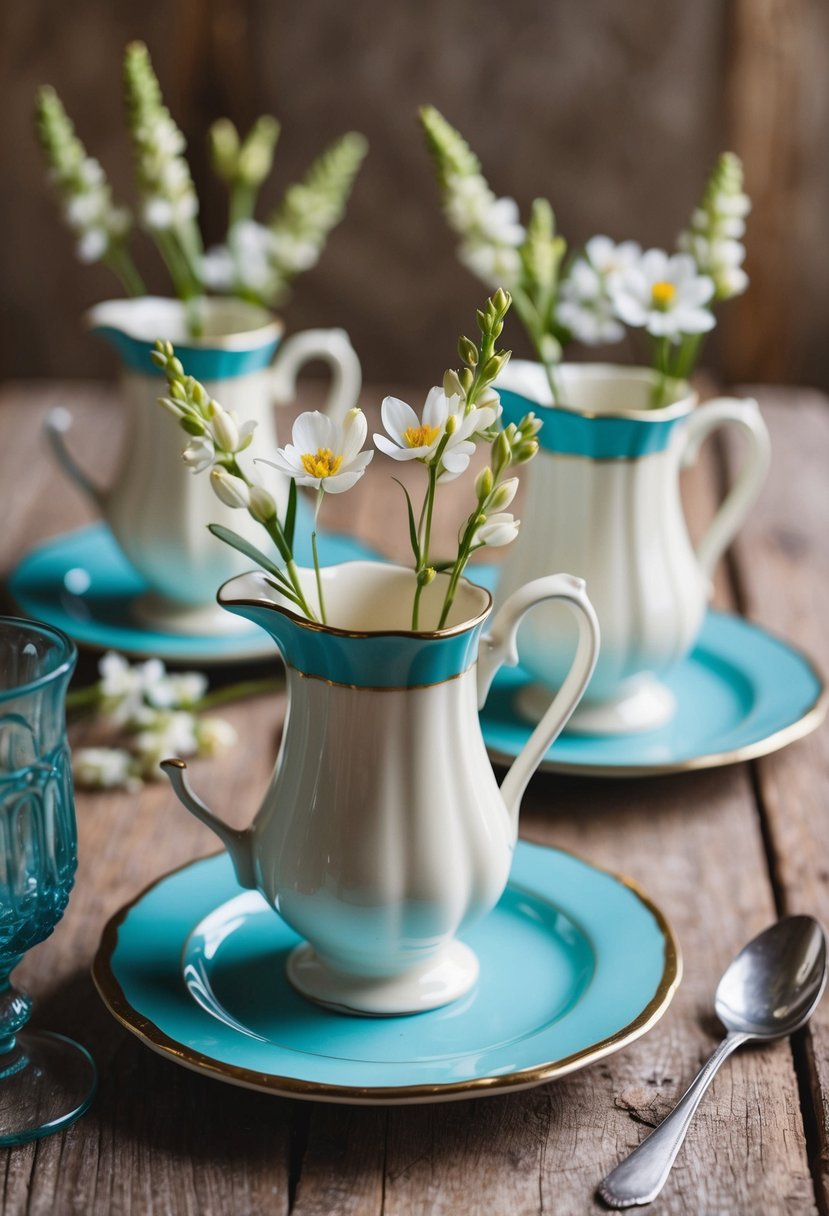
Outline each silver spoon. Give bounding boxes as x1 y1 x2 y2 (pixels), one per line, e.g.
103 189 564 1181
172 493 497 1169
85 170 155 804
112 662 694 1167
598 915 827 1209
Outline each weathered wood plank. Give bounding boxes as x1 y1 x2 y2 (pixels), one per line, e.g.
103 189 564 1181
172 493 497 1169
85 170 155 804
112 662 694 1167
0 382 822 1214
723 390 829 1211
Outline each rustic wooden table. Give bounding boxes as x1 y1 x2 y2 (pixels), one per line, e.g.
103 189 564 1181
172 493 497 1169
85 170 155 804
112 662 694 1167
0 381 827 1215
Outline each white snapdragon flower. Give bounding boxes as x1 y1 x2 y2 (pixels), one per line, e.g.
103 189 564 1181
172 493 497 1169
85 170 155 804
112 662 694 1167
261 408 373 494
556 236 642 345
180 405 256 476
474 512 520 547
60 157 131 264
182 435 216 473
459 240 523 289
678 152 751 301
73 747 142 793
98 652 166 726
609 250 715 342
443 172 526 290
270 230 320 275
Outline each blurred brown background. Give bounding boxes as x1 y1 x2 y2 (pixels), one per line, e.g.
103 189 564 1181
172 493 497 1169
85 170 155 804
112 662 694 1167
2 0 828 388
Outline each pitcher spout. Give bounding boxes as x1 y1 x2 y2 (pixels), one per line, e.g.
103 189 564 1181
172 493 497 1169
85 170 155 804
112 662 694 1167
161 759 257 890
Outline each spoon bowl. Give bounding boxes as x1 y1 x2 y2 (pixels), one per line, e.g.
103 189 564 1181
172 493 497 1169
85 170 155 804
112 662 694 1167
715 914 827 1039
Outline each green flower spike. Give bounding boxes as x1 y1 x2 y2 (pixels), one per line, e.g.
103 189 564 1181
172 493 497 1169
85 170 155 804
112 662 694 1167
34 85 144 295
123 41 203 300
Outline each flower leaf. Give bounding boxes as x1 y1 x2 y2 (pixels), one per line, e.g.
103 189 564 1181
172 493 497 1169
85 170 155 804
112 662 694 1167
284 477 297 551
392 477 421 564
207 523 289 584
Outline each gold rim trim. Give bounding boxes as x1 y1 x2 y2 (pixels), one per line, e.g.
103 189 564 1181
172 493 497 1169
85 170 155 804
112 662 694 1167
489 652 828 779
91 848 681 1104
219 566 493 642
289 662 475 693
499 362 696 422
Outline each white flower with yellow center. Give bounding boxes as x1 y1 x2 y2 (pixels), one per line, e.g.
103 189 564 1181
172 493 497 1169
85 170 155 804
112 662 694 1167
609 250 715 342
374 388 498 483
262 408 373 493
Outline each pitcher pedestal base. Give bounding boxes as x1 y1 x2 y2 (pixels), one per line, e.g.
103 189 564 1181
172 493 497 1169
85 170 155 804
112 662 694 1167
131 592 254 637
286 941 480 1017
518 674 676 736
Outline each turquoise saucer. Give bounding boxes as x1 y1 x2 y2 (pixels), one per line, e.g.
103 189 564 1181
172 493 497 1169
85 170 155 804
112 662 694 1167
7 510 382 665
92 843 680 1104
479 606 826 777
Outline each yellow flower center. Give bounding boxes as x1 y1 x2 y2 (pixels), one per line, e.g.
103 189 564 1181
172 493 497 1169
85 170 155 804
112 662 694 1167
403 423 441 449
301 447 343 479
651 281 677 309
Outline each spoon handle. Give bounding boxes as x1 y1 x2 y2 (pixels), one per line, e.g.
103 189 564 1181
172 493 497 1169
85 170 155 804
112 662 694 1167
598 1030 749 1208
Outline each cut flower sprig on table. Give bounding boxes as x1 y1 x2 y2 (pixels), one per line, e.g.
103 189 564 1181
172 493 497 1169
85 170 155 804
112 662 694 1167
152 289 540 630
67 652 279 793
419 106 751 406
34 42 366 330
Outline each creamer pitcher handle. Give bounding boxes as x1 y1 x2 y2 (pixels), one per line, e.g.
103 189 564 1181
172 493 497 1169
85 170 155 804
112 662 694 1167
679 397 771 585
44 408 106 508
271 328 362 424
478 575 600 822
161 759 256 890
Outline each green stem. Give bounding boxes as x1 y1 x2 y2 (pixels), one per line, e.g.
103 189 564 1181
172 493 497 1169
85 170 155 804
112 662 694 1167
438 528 475 629
65 685 102 713
153 227 195 301
311 532 325 623
229 183 256 228
224 457 318 622
412 463 438 630
650 337 672 408
674 333 704 382
511 288 561 405
311 491 327 623
195 677 283 710
104 243 146 297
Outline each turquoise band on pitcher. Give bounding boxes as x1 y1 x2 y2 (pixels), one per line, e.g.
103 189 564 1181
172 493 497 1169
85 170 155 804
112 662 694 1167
91 327 281 381
499 388 684 459
226 601 486 689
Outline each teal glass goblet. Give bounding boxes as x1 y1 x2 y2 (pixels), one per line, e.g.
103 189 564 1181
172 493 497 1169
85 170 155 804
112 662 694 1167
0 618 96 1146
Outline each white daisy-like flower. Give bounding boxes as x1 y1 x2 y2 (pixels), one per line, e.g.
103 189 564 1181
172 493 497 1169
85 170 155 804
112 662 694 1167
73 747 142 793
374 388 497 483
609 250 715 342
557 236 642 345
146 671 208 710
134 710 201 775
98 652 166 726
475 512 520 547
260 408 373 494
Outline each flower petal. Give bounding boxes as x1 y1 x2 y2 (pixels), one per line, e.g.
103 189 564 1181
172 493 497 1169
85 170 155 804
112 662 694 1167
381 396 420 446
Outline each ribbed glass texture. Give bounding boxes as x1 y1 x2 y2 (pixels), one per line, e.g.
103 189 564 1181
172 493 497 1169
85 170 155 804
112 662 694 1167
0 621 77 974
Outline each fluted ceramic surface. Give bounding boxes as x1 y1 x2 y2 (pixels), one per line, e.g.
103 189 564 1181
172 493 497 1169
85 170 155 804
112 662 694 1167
256 669 514 977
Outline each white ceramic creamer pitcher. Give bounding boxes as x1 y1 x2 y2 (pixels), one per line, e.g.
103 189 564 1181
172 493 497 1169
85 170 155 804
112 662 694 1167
162 561 599 1016
494 362 771 734
45 297 361 635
